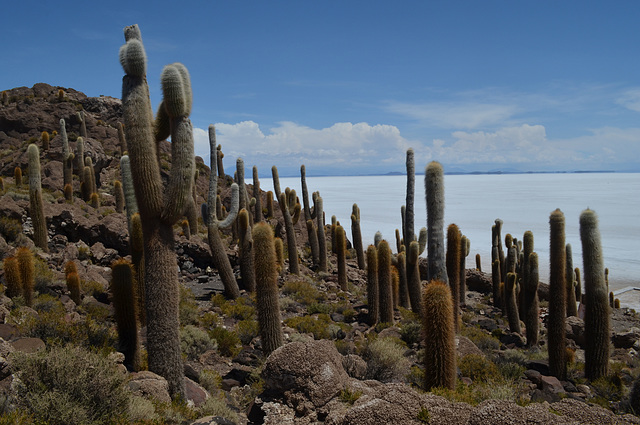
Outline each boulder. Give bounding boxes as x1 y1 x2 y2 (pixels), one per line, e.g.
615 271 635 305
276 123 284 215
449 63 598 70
456 336 485 358
565 316 585 347
612 327 640 349
262 340 349 409
128 371 171 404
10 337 45 353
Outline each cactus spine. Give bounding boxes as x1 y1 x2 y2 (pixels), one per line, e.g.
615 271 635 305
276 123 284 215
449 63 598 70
111 259 141 371
446 224 461 331
425 161 447 283
205 126 240 299
238 209 255 292
548 209 566 380
378 240 394 324
120 25 195 397
566 243 578 317
351 203 365 270
580 209 609 380
524 252 540 347
366 245 379 325
16 247 34 307
336 224 347 290
422 280 456 391
253 222 283 355
27 144 47 252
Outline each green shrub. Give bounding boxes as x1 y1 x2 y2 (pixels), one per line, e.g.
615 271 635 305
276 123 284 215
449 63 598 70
458 354 500 383
339 387 362 405
197 395 239 422
220 296 256 320
285 314 333 340
179 286 199 325
459 326 500 352
307 302 333 315
199 369 223 393
364 337 410 382
10 345 129 425
417 407 431 424
282 279 326 305
181 325 217 361
209 326 242 357
235 319 259 346
0 217 23 242
400 321 422 347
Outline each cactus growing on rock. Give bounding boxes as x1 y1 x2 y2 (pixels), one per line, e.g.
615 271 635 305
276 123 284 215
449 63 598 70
459 235 469 306
41 131 49 150
77 110 87 138
422 280 456 391
27 144 47 252
120 25 197 397
76 137 85 178
14 167 22 187
111 259 140 371
425 161 447 283
66 271 81 305
492 259 502 311
396 251 410 309
253 222 283 355
580 209 610 380
548 209 567 380
117 122 127 154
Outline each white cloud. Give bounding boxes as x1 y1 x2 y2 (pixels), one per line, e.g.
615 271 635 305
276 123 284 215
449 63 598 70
193 121 412 175
385 101 517 129
616 88 640 112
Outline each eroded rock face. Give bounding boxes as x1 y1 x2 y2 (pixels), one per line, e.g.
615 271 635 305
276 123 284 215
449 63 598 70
262 340 349 409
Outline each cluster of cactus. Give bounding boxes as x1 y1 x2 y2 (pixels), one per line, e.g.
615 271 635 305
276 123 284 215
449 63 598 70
120 24 199 397
3 248 35 306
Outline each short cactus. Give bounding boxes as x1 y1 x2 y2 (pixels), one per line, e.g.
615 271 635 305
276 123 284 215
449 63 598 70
27 144 47 252
366 245 379 325
580 209 609 380
422 280 456 391
253 222 283 355
14 167 22 187
41 131 50 150
378 240 394 324
110 259 141 371
475 253 481 271
16 247 34 307
66 271 81 305
3 256 21 298
114 180 125 213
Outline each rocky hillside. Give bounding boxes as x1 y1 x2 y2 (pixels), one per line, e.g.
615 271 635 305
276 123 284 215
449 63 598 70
0 84 639 424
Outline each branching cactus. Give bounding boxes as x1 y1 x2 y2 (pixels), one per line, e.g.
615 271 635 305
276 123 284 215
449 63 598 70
378 240 394 324
446 224 461 330
366 245 379 325
423 280 456 391
548 209 566 380
60 118 73 189
77 110 87 138
336 224 347 290
111 258 141 372
253 222 283 355
566 243 578 317
120 155 139 230
205 125 240 299
580 209 610 380
351 203 365 270
524 252 539 347
407 240 422 315
120 24 197 397
425 161 447 283
27 144 47 252
278 188 300 275
238 209 255 292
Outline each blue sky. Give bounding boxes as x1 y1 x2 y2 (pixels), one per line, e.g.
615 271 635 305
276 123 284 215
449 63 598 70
3 1 640 175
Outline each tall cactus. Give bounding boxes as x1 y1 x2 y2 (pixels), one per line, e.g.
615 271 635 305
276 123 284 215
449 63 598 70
120 155 139 230
301 164 313 221
306 219 320 267
366 245 379 325
253 166 262 222
524 252 539 347
505 272 521 334
76 137 85 179
406 240 422 315
60 119 73 189
336 224 348 290
117 122 127 154
566 244 578 317
315 194 327 272
396 251 410 309
77 110 87 138
351 203 365 270
425 161 447 283
205 125 240 299
27 144 47 252
111 258 140 372
548 209 566 380
278 185 300 275
403 148 415 255
119 25 196 397
238 209 255 292
253 222 283 355
580 209 609 380
423 280 456 391
378 240 394 324
446 224 461 331
459 235 469 306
